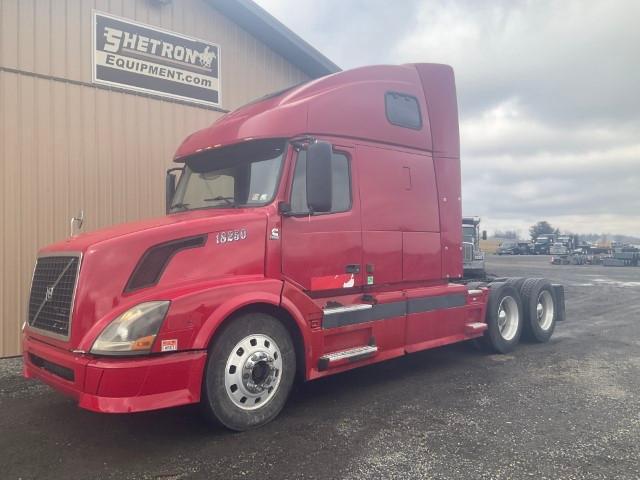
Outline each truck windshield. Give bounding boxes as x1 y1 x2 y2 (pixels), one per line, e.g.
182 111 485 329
462 226 476 243
170 139 285 212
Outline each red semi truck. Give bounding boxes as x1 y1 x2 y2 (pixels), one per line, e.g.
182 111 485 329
22 63 563 430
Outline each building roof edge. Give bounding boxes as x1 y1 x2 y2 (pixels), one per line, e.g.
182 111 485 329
207 0 340 78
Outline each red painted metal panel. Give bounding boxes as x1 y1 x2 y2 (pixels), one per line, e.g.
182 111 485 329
404 284 468 348
413 63 460 159
174 65 433 160
23 333 206 413
362 231 403 286
402 232 442 281
434 156 463 280
306 66 431 151
357 145 439 232
282 228 363 292
323 328 372 353
370 290 407 352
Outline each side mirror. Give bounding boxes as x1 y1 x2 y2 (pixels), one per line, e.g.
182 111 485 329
482 230 487 240
306 141 333 213
165 167 182 213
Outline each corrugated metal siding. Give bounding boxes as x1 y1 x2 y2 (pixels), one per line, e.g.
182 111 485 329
1 0 308 110
0 0 310 357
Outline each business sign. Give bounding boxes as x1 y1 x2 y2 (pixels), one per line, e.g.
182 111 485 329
92 11 221 107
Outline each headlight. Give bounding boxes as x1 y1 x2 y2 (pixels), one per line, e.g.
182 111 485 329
474 251 485 260
90 301 170 355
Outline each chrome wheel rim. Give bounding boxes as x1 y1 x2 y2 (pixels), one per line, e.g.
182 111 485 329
224 334 282 411
497 295 519 341
537 290 554 331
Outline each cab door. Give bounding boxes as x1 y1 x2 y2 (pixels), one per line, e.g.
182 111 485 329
281 144 363 294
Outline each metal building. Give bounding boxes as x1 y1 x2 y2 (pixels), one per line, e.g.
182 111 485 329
0 0 338 357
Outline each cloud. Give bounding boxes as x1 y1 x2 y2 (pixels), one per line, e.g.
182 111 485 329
256 0 640 237
459 97 640 236
396 0 640 125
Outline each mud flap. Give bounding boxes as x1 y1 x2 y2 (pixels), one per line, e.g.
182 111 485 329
552 284 566 322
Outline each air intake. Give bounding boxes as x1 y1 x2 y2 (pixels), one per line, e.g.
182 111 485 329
124 235 207 293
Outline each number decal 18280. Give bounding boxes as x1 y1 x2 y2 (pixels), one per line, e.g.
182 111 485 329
216 228 248 244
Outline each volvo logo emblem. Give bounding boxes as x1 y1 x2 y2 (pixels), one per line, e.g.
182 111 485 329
45 286 55 301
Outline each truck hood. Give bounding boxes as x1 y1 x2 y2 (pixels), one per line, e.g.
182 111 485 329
41 208 250 253
34 208 270 349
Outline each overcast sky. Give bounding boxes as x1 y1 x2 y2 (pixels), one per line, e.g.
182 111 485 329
255 0 640 238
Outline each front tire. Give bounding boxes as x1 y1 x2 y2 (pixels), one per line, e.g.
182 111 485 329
201 312 296 431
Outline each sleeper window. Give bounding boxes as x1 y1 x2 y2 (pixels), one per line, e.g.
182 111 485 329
385 92 422 130
290 150 351 214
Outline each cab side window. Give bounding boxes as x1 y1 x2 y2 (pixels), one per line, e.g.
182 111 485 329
385 92 422 130
290 150 351 214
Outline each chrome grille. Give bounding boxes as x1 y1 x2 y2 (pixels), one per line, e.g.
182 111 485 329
463 242 474 263
28 255 80 338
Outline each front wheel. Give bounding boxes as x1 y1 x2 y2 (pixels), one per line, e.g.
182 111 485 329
201 313 296 431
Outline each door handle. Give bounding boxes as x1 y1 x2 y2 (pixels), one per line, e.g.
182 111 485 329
402 166 412 190
345 264 360 274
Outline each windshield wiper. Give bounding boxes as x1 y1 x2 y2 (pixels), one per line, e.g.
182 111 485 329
170 202 190 211
204 196 237 207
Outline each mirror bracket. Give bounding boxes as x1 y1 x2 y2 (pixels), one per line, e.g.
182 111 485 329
290 136 316 151
278 201 292 216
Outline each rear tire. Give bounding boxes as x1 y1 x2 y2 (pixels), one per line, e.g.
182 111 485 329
504 277 527 291
480 282 523 354
520 278 556 343
201 312 296 431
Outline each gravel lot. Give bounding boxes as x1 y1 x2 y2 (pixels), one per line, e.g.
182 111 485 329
2 255 639 480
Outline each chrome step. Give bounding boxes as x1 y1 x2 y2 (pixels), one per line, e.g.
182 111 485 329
465 322 488 334
318 344 378 371
323 304 373 316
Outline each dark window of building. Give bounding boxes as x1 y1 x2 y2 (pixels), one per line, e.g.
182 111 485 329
385 92 422 130
290 150 351 214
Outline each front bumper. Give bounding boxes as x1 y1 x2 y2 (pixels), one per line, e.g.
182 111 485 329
22 334 207 413
463 259 485 270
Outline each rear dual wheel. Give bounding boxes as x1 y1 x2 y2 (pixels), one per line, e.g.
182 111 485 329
520 278 556 343
481 278 557 353
504 277 527 291
481 282 523 353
